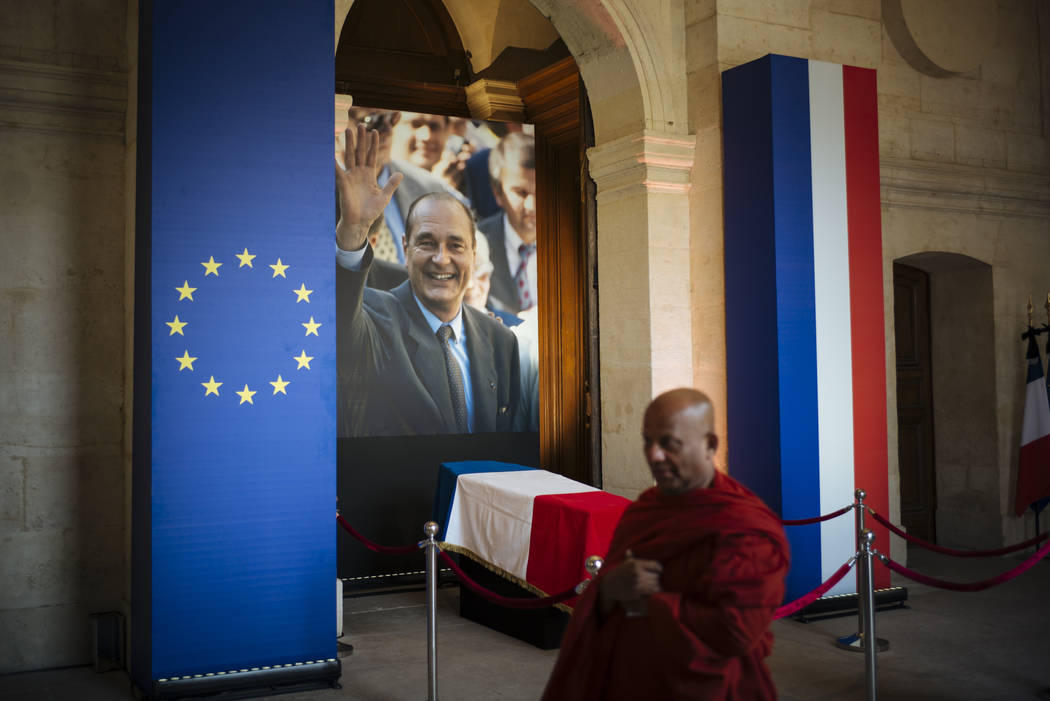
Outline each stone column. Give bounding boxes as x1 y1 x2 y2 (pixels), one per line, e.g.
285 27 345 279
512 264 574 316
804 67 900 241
587 129 696 497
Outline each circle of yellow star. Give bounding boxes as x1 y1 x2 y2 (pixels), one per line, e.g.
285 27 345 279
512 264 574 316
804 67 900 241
175 280 197 301
302 317 321 336
201 256 222 276
270 375 290 395
236 384 257 405
175 350 197 371
235 248 256 268
293 284 313 303
294 350 314 370
202 376 222 396
270 259 289 278
166 315 188 336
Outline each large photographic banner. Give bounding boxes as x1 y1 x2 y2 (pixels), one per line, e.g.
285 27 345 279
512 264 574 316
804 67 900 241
722 54 890 602
332 102 543 583
133 1 337 693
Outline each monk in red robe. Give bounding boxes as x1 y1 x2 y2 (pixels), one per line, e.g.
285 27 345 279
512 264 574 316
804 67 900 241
541 388 790 700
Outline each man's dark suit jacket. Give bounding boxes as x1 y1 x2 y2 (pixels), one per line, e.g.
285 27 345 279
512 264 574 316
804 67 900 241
337 245 521 437
477 212 521 314
365 257 408 291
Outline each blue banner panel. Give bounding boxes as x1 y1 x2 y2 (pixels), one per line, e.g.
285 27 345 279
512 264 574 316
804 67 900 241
137 0 335 683
723 55 821 602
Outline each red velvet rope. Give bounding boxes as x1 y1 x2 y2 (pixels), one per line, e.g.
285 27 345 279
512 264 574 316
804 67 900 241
781 504 853 527
867 508 1050 557
336 514 421 556
876 537 1050 592
438 550 579 609
773 557 857 620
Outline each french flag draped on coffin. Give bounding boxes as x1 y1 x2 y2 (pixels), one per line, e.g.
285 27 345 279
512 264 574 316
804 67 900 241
722 54 891 602
434 461 630 606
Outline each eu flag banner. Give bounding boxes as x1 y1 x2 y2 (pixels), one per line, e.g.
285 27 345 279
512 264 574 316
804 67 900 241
133 1 336 691
1014 336 1050 514
722 55 890 602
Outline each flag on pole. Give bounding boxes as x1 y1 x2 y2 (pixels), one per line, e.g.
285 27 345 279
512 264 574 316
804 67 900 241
1014 335 1050 514
1045 329 1050 411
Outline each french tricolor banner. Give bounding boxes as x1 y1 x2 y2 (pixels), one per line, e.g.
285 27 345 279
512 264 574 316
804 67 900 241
1014 336 1050 514
722 55 890 601
434 462 629 605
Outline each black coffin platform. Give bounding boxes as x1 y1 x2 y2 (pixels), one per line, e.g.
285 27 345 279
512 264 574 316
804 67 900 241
458 557 570 650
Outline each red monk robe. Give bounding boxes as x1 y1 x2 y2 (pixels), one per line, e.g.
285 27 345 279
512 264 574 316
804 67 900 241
541 470 790 700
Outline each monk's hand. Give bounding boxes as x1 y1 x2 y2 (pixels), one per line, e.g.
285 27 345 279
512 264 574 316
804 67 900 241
598 550 663 616
335 120 403 252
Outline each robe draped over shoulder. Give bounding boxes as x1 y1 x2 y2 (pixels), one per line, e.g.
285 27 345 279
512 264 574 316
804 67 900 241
541 471 790 701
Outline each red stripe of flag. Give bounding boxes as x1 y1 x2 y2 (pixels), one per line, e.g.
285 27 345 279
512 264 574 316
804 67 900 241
1014 338 1050 514
527 491 631 606
843 65 891 588
1017 434 1050 515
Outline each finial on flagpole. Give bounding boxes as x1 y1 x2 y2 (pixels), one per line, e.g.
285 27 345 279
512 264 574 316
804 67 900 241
1044 293 1049 325
1027 295 1033 328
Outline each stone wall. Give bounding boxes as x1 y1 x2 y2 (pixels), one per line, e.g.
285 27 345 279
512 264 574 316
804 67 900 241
681 0 1050 549
0 0 128 673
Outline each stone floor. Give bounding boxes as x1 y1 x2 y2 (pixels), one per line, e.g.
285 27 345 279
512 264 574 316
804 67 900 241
3 548 1049 700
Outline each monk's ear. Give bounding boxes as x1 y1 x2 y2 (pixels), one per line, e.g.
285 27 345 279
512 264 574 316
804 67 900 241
706 432 718 453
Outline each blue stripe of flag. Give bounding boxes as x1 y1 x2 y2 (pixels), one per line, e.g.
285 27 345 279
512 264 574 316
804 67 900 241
723 54 822 601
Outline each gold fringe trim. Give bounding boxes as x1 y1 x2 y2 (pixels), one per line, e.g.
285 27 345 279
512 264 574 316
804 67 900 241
439 541 576 613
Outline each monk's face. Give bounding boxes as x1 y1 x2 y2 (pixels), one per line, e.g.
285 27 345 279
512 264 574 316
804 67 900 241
642 397 717 494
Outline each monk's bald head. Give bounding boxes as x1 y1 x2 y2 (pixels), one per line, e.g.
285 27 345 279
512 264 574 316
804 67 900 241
645 389 714 433
642 388 718 494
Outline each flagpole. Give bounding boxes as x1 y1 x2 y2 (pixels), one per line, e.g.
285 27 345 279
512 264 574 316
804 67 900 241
1034 294 1040 541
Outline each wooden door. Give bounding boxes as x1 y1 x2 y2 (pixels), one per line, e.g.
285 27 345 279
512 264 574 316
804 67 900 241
894 262 937 541
519 58 595 485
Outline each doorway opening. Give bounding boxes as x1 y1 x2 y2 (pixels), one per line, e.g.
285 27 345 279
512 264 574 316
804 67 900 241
334 0 598 585
894 252 998 549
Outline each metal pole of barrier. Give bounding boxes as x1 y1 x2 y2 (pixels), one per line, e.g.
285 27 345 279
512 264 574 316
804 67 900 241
853 489 866 638
836 489 888 654
576 556 604 594
422 521 440 701
585 555 603 579
859 528 878 701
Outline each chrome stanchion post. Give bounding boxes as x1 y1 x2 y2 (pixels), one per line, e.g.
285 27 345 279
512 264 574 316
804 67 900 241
836 489 888 654
422 521 440 701
854 489 867 640
585 555 603 578
859 529 878 701
574 556 603 595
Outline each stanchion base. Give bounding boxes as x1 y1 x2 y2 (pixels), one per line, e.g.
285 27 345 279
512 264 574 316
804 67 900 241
834 633 889 653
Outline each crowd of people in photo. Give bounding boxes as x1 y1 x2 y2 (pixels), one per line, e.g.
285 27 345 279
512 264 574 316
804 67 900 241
334 104 539 436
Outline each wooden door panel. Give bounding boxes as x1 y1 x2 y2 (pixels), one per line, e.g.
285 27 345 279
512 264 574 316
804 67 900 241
894 263 936 542
519 57 593 485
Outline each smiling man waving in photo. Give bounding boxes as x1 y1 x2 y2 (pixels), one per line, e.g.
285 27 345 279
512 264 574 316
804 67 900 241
334 120 522 437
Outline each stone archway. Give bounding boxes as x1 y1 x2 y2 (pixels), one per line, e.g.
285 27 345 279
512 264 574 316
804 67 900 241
335 0 696 495
895 251 1000 548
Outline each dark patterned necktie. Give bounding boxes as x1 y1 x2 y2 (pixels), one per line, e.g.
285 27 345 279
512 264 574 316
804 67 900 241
515 242 536 311
436 324 469 433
